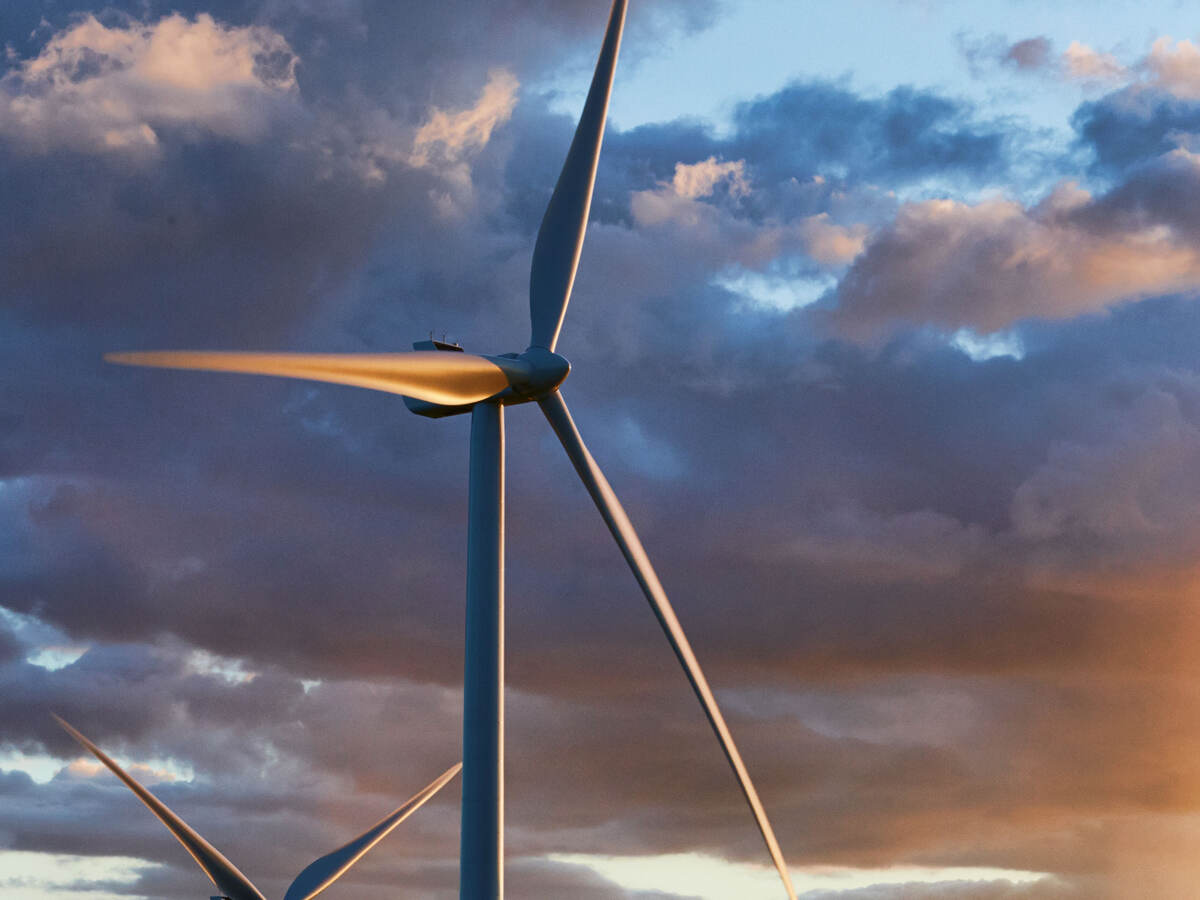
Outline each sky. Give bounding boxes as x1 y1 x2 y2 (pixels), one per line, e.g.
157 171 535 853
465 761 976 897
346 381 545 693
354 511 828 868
6 0 1200 897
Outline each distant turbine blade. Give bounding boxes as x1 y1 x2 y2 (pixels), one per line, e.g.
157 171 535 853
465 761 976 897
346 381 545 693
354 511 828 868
528 0 627 352
283 763 462 900
537 393 797 900
106 351 515 407
53 714 267 900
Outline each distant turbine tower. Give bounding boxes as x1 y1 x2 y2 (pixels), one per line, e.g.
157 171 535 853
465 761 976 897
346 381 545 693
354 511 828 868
105 2 796 898
55 715 460 900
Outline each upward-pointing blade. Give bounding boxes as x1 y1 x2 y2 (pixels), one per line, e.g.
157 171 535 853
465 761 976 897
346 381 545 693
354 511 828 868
538 392 797 900
528 0 627 352
283 763 462 900
105 350 514 407
53 715 267 900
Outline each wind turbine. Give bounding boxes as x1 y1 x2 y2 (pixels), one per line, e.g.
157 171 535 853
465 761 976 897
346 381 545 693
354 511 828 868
106 1 797 898
54 714 461 900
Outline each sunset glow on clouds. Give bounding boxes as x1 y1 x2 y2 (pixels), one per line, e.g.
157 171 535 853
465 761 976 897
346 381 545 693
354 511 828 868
0 13 297 152
7 1 1200 898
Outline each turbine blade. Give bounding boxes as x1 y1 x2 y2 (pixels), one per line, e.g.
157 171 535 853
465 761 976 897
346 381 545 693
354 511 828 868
537 392 797 900
53 714 266 900
528 0 627 352
106 351 516 407
283 763 462 900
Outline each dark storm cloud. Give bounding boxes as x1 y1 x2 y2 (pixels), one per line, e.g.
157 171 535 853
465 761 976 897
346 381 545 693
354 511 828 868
17 278 1200 688
16 291 1200 896
535 293 1200 685
730 82 1009 185
0 618 21 664
1073 88 1200 176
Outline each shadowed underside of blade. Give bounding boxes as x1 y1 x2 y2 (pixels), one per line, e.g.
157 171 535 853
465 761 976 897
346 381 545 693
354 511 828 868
283 763 462 900
106 350 513 407
528 0 628 352
53 715 267 900
537 392 797 900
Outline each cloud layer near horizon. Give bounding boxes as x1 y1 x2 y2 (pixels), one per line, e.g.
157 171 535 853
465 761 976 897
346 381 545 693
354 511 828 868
6 3 1200 898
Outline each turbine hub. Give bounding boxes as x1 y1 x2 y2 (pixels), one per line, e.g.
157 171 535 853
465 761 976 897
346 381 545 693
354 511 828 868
512 345 570 398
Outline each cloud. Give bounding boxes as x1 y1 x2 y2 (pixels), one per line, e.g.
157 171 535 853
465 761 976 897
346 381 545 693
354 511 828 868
771 502 988 582
0 13 299 154
1071 88 1200 174
831 169 1200 339
621 155 863 301
730 82 1009 186
980 34 1200 115
669 156 749 200
14 3 1200 896
1011 381 1200 595
15 293 1200 895
408 68 519 171
971 35 1126 87
1062 41 1126 83
627 181 821 274
800 213 868 266
1144 37 1200 100
1004 37 1053 72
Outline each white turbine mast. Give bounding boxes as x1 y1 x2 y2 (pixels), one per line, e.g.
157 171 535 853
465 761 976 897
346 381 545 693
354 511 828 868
54 714 460 900
106 2 796 898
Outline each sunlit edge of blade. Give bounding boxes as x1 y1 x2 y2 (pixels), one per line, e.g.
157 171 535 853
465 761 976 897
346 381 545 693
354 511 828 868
528 0 628 352
536 392 797 900
105 350 512 407
52 714 266 900
283 763 462 900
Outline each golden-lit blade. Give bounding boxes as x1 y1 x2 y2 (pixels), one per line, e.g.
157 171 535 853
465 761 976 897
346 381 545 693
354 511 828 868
105 350 514 406
53 715 267 900
283 763 462 900
538 392 797 900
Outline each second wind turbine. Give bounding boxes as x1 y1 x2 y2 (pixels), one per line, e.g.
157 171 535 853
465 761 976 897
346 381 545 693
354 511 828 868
107 2 796 898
